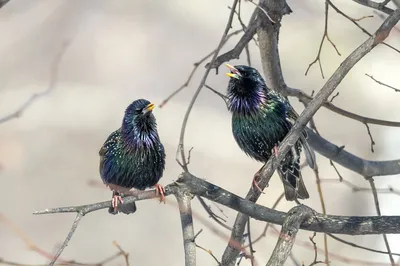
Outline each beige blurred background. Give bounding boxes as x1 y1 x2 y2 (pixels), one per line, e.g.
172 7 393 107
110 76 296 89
1 0 400 265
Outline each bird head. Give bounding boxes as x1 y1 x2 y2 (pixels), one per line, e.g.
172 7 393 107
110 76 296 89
225 64 267 114
225 64 266 90
123 99 157 136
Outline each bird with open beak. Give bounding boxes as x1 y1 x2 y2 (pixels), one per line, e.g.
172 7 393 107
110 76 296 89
224 63 316 201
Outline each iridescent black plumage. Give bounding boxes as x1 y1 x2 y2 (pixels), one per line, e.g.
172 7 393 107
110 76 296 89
225 64 315 201
99 99 166 214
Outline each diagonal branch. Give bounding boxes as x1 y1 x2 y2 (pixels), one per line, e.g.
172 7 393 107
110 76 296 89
205 15 259 70
285 86 400 127
365 73 400 92
352 0 394 15
221 8 400 265
175 191 196 266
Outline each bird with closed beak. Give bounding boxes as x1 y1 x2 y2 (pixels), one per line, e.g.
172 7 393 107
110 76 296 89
99 99 166 214
225 64 315 201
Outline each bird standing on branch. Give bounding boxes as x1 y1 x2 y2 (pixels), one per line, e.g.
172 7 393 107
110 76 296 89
225 64 315 201
99 99 166 214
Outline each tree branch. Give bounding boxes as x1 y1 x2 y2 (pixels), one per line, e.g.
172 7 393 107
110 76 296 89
266 205 313 266
177 0 239 170
0 41 70 125
221 7 400 265
285 86 400 127
175 191 196 266
352 0 394 15
205 13 259 70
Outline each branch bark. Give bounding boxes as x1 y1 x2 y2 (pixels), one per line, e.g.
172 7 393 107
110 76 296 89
266 205 313 266
175 191 196 266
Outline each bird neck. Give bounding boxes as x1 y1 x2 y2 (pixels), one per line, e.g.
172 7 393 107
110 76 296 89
227 88 267 115
121 119 159 149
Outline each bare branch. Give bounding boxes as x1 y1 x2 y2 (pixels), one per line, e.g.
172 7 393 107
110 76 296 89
329 160 344 181
285 86 400 127
365 73 400 92
266 205 313 266
364 123 376 152
175 191 196 266
205 15 259 70
368 178 395 265
112 241 130 266
308 232 325 266
48 213 83 266
40 173 400 236
305 2 341 78
0 0 10 9
328 0 400 54
327 233 400 256
178 0 239 170
0 41 70 125
352 0 394 15
158 29 242 108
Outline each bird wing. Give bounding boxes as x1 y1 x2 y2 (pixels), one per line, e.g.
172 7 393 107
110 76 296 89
276 94 316 170
99 128 122 174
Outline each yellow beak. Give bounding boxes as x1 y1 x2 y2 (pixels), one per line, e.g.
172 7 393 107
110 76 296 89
225 63 241 79
143 103 155 113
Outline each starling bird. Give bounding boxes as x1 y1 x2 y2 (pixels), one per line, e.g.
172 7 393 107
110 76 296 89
225 64 315 201
99 99 166 214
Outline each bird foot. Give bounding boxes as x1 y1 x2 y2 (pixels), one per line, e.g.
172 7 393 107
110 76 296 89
154 184 166 203
273 145 279 157
111 191 124 212
252 172 266 194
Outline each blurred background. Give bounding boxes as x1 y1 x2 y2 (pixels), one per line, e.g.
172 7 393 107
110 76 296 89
1 0 400 265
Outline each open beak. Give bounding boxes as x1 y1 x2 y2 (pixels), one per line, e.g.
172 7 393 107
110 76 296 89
143 103 155 114
225 63 241 80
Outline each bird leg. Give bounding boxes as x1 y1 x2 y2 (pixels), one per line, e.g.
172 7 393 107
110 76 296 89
153 183 166 203
111 191 124 212
252 167 266 194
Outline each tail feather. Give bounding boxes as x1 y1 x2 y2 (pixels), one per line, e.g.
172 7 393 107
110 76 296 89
300 131 316 170
278 150 309 201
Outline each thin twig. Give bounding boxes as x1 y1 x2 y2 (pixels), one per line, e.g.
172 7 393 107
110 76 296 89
364 123 376 153
313 166 330 266
246 218 255 266
320 178 400 196
327 233 400 256
112 241 130 266
365 73 400 92
47 213 83 266
285 86 400 128
368 178 395 265
305 2 341 78
244 192 285 247
158 30 242 108
329 92 340 102
177 0 239 170
329 160 343 182
308 232 325 266
0 41 70 125
328 0 400 54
